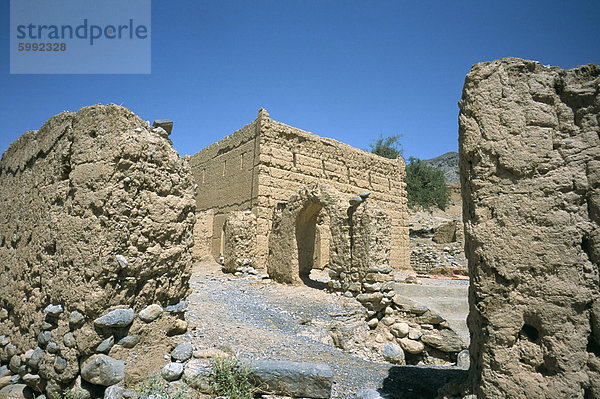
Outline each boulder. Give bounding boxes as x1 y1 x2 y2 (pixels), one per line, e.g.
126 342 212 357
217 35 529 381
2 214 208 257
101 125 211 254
382 343 405 365
390 323 409 338
138 304 163 323
421 330 464 353
164 301 187 314
183 359 213 392
171 343 193 362
96 336 114 354
0 378 12 390
80 355 125 386
167 320 187 336
0 385 34 399
432 221 457 244
69 311 86 327
116 336 139 349
399 338 424 355
249 360 333 398
161 363 184 382
43 305 63 317
104 385 124 399
94 309 135 328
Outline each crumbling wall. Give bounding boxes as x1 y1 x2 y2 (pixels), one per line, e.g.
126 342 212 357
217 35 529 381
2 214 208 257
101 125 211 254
257 113 408 270
192 209 214 260
0 105 196 392
189 109 410 271
459 58 600 398
188 118 260 261
266 184 394 304
267 184 350 285
223 211 257 273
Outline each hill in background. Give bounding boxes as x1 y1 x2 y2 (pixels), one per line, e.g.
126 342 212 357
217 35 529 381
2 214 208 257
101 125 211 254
423 152 459 183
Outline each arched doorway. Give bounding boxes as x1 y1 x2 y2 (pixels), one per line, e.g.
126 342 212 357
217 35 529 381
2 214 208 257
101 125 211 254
296 202 322 278
266 184 349 286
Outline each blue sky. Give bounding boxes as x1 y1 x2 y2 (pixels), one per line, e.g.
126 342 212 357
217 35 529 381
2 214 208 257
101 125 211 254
1 1 599 160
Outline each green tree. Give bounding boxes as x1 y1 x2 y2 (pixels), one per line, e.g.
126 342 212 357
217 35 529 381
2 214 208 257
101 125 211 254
369 134 403 159
405 157 450 210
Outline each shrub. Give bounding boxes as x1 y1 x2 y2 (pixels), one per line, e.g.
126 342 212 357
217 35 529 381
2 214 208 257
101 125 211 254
211 357 254 399
369 134 403 159
405 157 450 210
134 374 197 399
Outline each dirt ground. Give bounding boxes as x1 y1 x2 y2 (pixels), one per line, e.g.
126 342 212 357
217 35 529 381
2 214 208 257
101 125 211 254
182 260 392 398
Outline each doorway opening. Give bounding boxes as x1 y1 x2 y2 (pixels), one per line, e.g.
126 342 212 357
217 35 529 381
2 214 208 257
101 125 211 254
295 202 330 289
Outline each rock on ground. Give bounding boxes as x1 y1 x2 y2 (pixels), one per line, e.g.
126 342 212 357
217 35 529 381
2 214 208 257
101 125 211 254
249 360 333 398
80 355 125 386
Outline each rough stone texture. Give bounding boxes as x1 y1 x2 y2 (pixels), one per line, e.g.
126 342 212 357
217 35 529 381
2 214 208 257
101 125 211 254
103 385 124 399
94 309 134 328
189 108 409 270
266 183 393 302
431 221 457 244
459 58 600 398
138 304 163 323
0 104 195 389
80 354 125 386
249 360 333 398
382 342 405 365
161 362 183 382
170 342 193 362
222 211 257 272
0 384 34 399
182 359 212 393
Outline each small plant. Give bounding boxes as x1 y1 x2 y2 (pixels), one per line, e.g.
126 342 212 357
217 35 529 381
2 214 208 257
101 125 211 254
134 374 196 399
211 357 254 399
405 156 450 210
60 389 82 399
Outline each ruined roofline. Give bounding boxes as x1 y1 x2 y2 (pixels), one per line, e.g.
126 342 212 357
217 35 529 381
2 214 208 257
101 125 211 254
189 108 406 168
466 56 599 77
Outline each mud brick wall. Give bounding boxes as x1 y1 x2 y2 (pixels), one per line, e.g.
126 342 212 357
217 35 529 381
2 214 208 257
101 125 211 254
188 119 260 262
0 105 196 352
190 109 409 270
459 58 600 398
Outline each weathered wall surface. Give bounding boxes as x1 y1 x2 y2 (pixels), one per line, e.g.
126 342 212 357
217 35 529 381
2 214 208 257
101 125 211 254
223 211 257 273
189 118 260 260
257 114 408 270
190 109 409 271
460 58 600 398
0 104 196 354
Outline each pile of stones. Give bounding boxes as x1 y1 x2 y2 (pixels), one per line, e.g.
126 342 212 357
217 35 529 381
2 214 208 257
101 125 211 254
366 293 467 367
410 243 464 275
0 302 188 398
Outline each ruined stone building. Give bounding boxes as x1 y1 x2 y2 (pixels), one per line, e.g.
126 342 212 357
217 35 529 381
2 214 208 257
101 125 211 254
188 109 409 275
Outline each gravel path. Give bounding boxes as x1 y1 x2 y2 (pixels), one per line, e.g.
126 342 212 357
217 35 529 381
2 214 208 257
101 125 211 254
184 261 392 398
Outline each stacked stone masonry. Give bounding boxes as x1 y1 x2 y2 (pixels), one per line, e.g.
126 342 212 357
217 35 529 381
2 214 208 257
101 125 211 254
460 58 600 398
0 105 196 395
189 109 409 271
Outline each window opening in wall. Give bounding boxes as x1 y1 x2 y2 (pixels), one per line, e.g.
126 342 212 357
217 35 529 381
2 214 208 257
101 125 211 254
222 160 227 177
240 153 244 170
